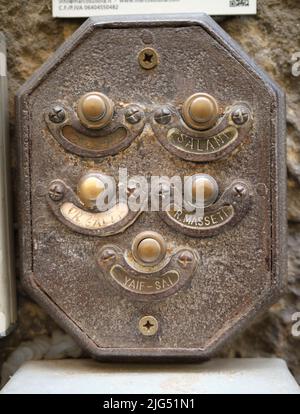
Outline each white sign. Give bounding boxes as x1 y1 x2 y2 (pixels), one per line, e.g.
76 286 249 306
53 0 257 18
0 52 6 76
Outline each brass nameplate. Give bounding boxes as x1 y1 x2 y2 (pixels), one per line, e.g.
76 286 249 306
62 125 127 151
110 265 180 295
60 202 129 230
169 205 233 228
167 126 238 154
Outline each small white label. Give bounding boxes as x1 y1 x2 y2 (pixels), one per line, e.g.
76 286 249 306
0 312 7 334
52 0 257 18
0 52 7 76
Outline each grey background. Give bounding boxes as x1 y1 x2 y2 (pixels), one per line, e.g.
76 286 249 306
0 0 299 383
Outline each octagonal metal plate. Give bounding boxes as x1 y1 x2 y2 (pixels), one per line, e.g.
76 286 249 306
17 14 286 361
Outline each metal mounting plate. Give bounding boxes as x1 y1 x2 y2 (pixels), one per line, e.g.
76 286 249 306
17 14 286 361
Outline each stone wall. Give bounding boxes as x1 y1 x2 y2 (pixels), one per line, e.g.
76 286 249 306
0 0 299 384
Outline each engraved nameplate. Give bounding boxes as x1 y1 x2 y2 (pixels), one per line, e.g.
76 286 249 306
97 245 198 301
167 126 238 155
170 205 233 228
160 181 252 237
47 180 142 236
60 202 129 230
111 265 180 295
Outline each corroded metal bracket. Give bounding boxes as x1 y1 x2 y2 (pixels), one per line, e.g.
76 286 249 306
46 179 143 236
159 180 253 237
17 14 286 361
45 103 145 158
96 245 198 301
151 103 252 162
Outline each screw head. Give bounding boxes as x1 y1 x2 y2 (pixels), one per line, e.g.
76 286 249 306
231 106 250 125
138 47 158 70
125 107 142 124
100 248 116 262
138 316 158 336
178 251 194 268
233 184 246 198
48 106 66 124
49 182 64 201
154 107 172 125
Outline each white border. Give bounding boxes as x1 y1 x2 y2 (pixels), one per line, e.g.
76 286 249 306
52 0 257 18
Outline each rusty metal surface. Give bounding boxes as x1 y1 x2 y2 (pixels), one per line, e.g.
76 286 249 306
17 14 286 361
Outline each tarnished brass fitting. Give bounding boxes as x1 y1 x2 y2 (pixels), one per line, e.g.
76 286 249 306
77 92 114 129
132 231 166 266
189 174 219 208
77 173 106 208
182 93 219 130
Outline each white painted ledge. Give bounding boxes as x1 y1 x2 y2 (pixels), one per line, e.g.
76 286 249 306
1 358 299 394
